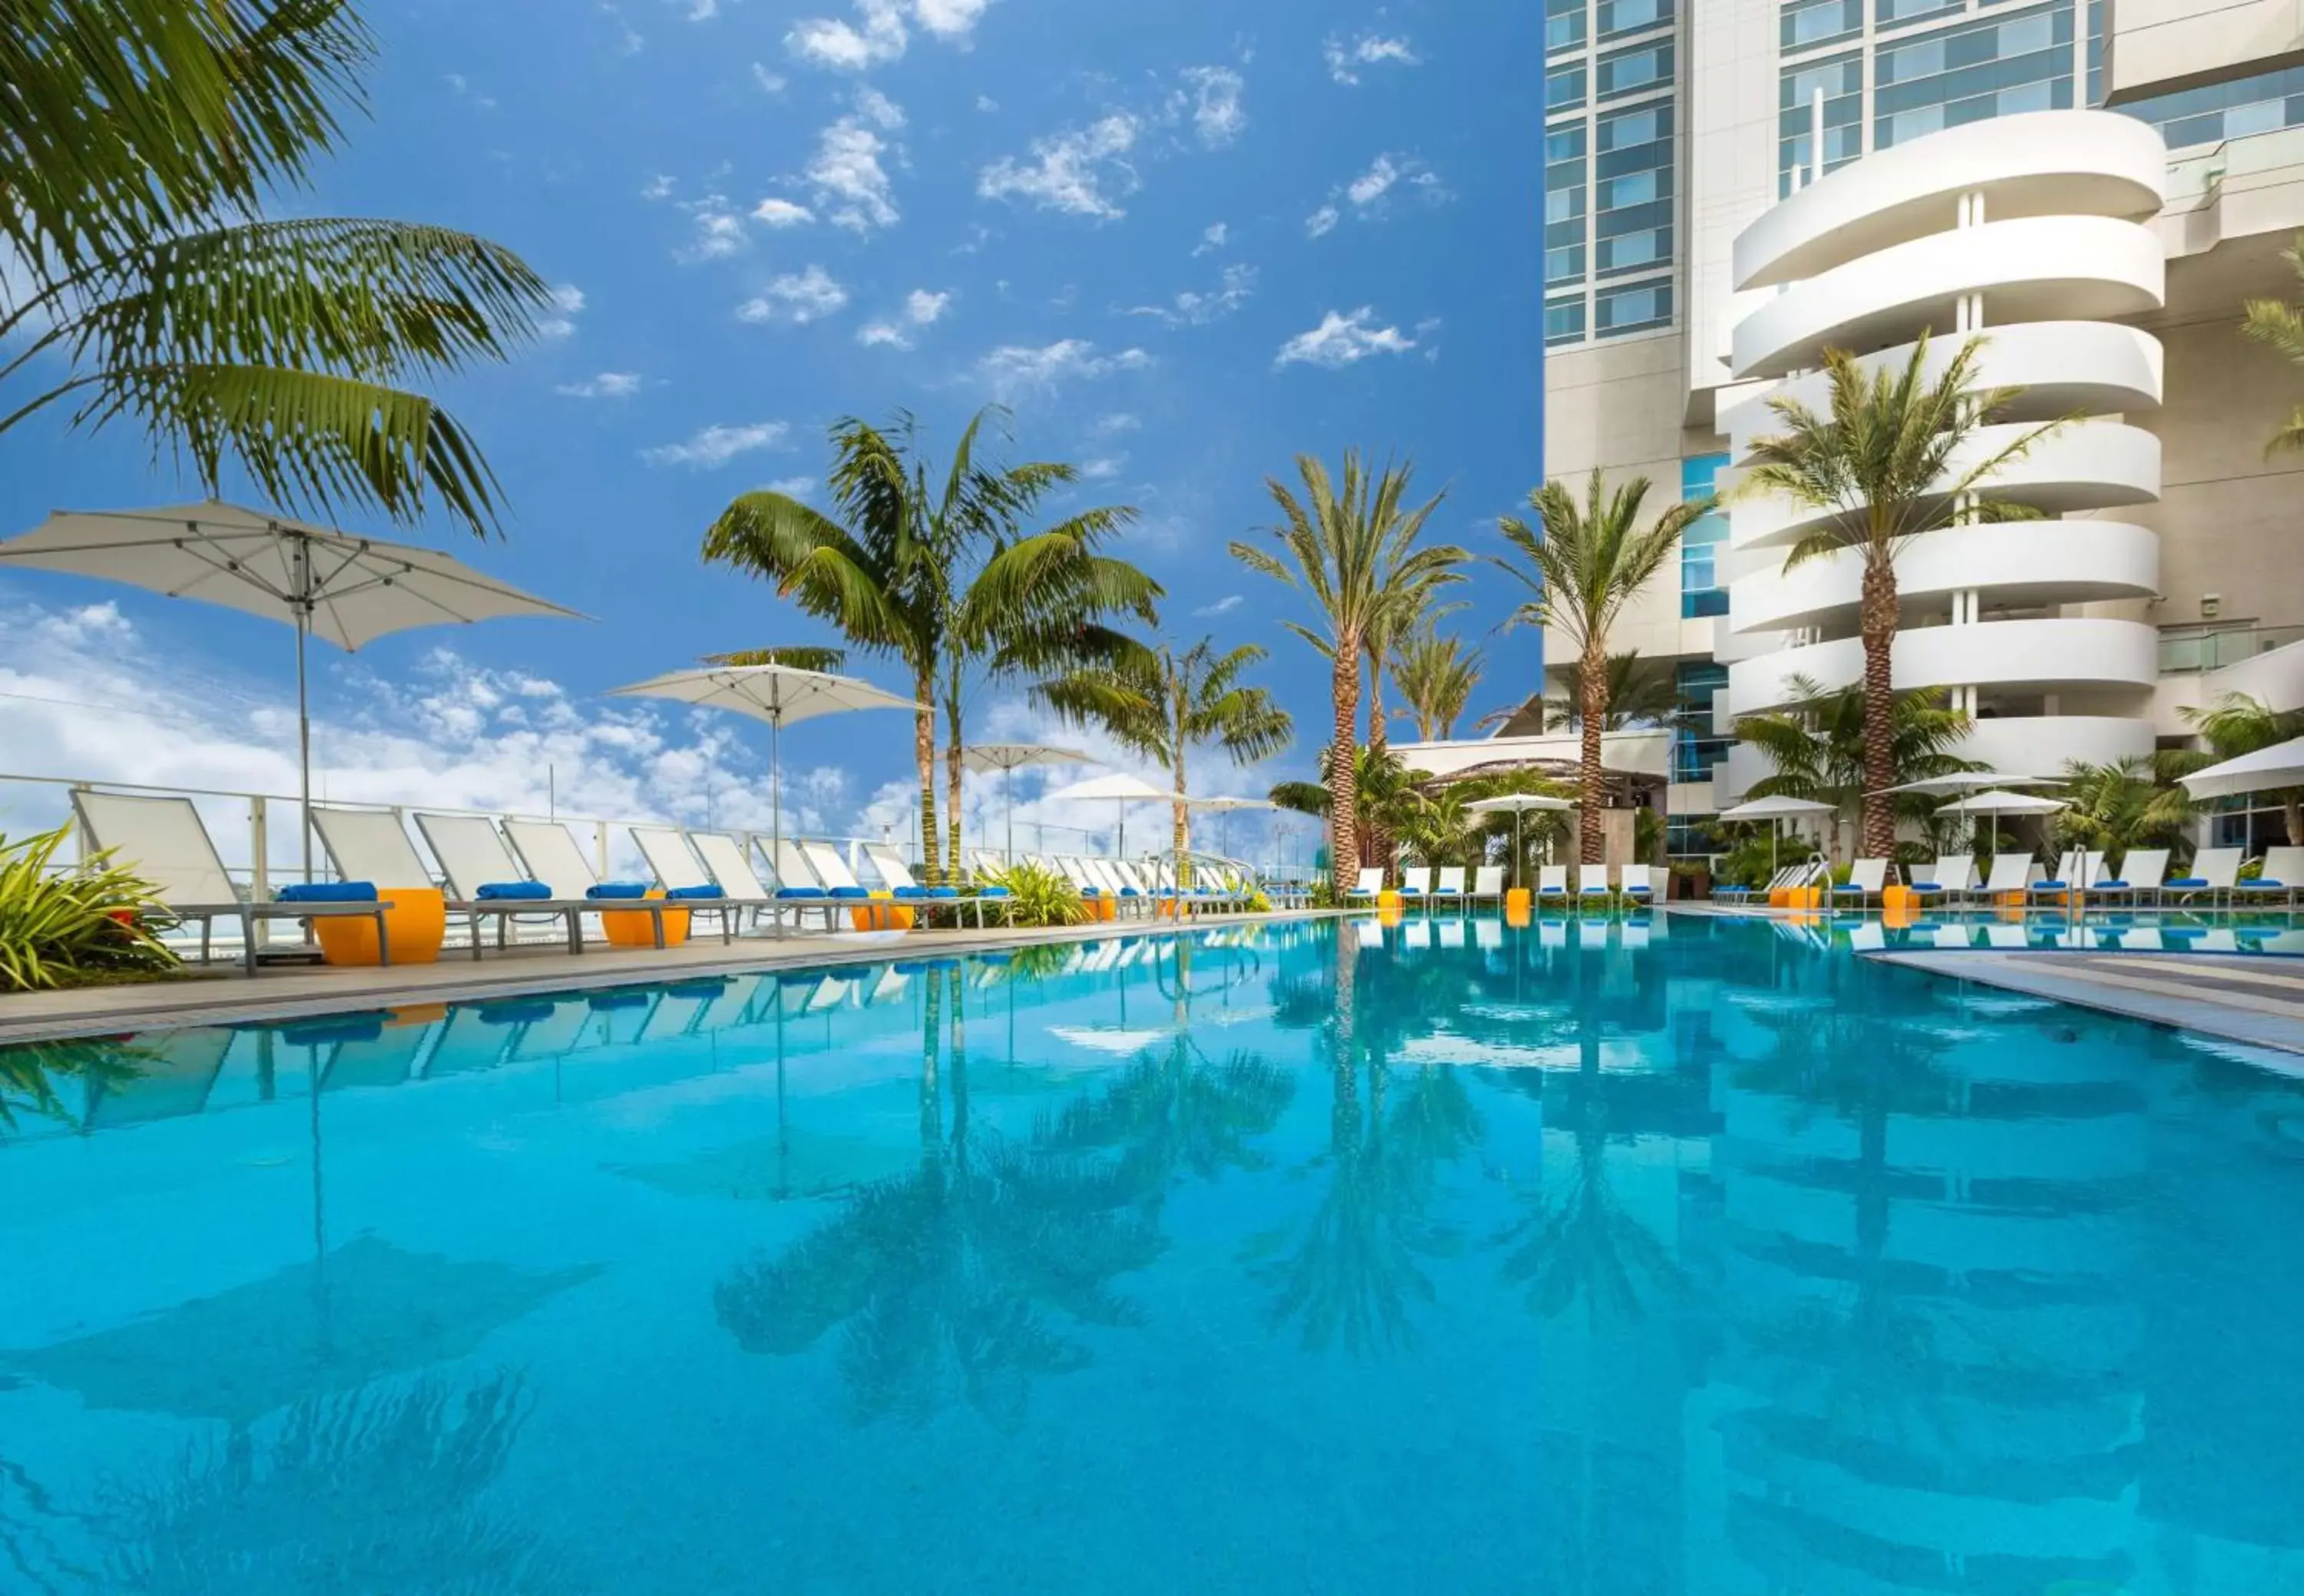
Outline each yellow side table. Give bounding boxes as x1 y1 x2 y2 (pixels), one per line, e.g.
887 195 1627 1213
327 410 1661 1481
1378 889 1401 912
1505 887 1531 917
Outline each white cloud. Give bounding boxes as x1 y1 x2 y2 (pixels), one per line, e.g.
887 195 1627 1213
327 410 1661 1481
1275 307 1417 369
975 94 999 112
538 283 586 339
1304 204 1339 239
856 322 909 349
903 288 950 324
1079 456 1125 481
640 173 677 200
752 197 816 227
1178 65 1246 148
556 371 644 399
857 287 952 350
1193 594 1243 617
677 195 750 260
1125 263 1256 328
806 115 901 231
751 62 788 92
913 0 991 35
1306 152 1446 239
1348 154 1404 206
764 476 817 497
1092 412 1140 435
786 0 990 70
977 113 1139 220
975 339 1150 400
1325 32 1421 85
1193 221 1227 256
736 265 849 325
681 0 718 18
854 85 905 128
443 73 498 111
640 420 790 467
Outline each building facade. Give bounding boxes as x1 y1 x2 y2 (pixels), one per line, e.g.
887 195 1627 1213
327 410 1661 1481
1538 0 2304 855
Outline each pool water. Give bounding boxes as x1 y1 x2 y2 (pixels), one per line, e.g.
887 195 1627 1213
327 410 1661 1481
3 915 2302 1594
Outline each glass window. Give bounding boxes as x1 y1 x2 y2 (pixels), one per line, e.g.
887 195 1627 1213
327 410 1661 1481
2114 61 2304 149
1679 453 1730 618
1548 0 1587 55
1548 64 1587 111
1546 186 1584 224
1597 40 1673 99
1545 294 1588 346
1877 0 1963 25
1597 226 1670 273
1780 0 1862 52
1598 0 1673 37
1673 661 1730 783
1874 2 2075 151
1597 167 1660 209
1545 124 1588 164
1597 103 1666 150
1545 244 1587 286
1778 52 1862 195
1594 278 1672 335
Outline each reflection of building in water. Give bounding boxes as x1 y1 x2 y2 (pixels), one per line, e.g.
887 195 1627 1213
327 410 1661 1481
1707 964 2150 1595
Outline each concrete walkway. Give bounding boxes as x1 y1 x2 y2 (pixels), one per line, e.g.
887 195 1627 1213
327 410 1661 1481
1876 949 2304 1057
0 910 1335 1046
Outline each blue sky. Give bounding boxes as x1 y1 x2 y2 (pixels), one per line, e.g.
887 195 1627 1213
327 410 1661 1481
0 0 1542 861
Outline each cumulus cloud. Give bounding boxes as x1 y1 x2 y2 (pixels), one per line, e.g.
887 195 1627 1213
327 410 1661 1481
1306 152 1446 238
752 197 816 227
641 420 790 467
1193 221 1227 256
1177 65 1246 147
1304 204 1339 239
978 114 1139 220
555 371 644 399
806 114 901 231
1124 263 1256 328
1324 32 1421 84
786 0 991 70
905 288 951 324
1078 456 1125 481
763 476 817 497
751 62 788 92
975 339 1150 400
737 265 850 325
853 85 905 128
640 172 677 200
677 195 750 260
856 286 953 350
537 284 586 338
1274 307 1417 369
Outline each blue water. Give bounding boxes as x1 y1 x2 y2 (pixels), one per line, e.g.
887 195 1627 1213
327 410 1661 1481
4 914 2303 1594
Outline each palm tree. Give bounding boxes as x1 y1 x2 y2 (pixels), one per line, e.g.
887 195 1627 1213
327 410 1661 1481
1536 650 1678 733
699 645 849 672
1231 452 1465 893
2053 757 2195 874
2241 236 2304 454
1740 333 2061 858
1735 675 1978 855
2170 692 2304 844
2 2 551 538
1495 472 1711 864
1390 617 1484 740
702 409 1154 883
1035 637 1293 886
1268 743 1425 876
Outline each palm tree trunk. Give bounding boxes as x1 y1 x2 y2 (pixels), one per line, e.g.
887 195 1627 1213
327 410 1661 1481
1365 641 1393 878
2285 791 2302 847
1330 651 1362 895
1579 640 1607 866
913 678 942 887
1173 750 1192 892
944 737 964 886
1859 560 1900 860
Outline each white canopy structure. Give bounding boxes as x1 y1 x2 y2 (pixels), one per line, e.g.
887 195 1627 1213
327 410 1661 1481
2177 736 2304 800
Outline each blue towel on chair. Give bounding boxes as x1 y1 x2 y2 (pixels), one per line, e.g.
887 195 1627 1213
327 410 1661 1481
832 886 871 899
587 882 652 900
776 886 827 899
2166 877 2208 889
2243 878 2287 890
2031 880 2067 891
666 884 724 901
476 881 550 901
275 881 376 903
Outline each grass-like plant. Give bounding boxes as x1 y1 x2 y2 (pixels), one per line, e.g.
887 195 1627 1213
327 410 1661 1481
0 826 178 992
988 862 1089 929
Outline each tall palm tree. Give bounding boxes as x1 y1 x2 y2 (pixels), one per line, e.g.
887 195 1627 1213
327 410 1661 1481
1735 674 1978 853
1035 637 1293 885
1390 617 1484 740
1534 650 1678 733
2241 237 2304 454
703 409 1154 883
1495 472 1710 864
1231 452 1465 893
2169 691 2304 844
2052 757 2195 875
1267 742 1424 876
2 1 551 538
1740 333 2059 858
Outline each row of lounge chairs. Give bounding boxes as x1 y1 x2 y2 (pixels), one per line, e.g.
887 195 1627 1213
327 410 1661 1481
1342 864 1663 907
1715 846 2300 912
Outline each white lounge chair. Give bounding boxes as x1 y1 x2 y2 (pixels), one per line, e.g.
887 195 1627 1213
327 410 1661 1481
1393 866 1430 904
1432 866 1466 906
1346 866 1383 902
1912 855 1974 906
1975 853 2036 901
505 817 712 949
1537 863 1570 904
2167 846 2245 908
631 825 774 936
861 840 1000 927
2239 844 2304 907
1471 865 1505 905
1832 858 1891 910
694 833 777 904
2090 848 2168 906
1576 864 1614 906
419 813 682 954
1620 864 1657 906
317 804 572 959
2028 850 2082 904
74 791 392 974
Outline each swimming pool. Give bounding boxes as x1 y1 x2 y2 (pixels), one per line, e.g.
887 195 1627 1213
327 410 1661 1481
3 914 2301 1594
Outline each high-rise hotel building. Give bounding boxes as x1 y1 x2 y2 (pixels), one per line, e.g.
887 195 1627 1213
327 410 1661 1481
1536 0 2304 853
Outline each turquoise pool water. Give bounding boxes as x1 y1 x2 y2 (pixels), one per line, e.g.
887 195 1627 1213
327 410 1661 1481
3 915 2302 1594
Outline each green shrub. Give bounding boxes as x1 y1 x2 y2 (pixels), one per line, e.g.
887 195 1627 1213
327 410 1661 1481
0 826 177 992
988 862 1089 929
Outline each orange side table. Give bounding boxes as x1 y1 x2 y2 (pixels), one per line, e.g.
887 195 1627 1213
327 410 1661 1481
602 889 690 949
314 886 445 967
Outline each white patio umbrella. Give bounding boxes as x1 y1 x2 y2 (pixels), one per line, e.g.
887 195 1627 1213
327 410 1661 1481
1937 790 2066 815
1187 794 1276 861
1465 793 1576 889
0 499 584 879
1883 772 2064 846
2177 735 2304 800
609 664 922 879
1048 771 1178 859
963 744 1098 863
1717 793 1839 873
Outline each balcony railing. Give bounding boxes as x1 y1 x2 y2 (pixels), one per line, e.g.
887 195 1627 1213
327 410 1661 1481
2157 624 2304 674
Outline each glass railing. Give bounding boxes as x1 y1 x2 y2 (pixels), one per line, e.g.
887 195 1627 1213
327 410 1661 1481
2157 624 2304 674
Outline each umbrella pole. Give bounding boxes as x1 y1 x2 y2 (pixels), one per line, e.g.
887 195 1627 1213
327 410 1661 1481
770 714 783 936
1005 765 1015 866
296 608 313 884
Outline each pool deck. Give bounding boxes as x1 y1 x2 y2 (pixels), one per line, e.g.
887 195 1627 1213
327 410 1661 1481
0 910 1337 1045
1875 948 2304 1057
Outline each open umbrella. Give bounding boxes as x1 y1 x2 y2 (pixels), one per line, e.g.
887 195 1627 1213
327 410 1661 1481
2177 735 2304 800
1465 793 1576 889
963 744 1099 863
1883 772 2063 848
1187 794 1276 863
1935 790 2065 815
609 664 922 882
1048 771 1177 859
1717 794 1838 873
0 500 584 879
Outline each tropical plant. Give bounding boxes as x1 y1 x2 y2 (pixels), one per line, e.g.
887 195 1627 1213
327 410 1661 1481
1231 452 1466 894
703 409 1157 883
1733 676 1979 855
987 861 1088 929
0 827 177 992
1537 650 1678 732
2051 757 2194 873
1389 616 1484 740
698 644 849 672
1268 743 1426 880
0 1036 147 1132
2 1 551 538
1394 784 1475 870
1495 472 1713 864
1036 637 1293 886
2242 235 2304 455
1740 333 2061 857
2169 691 2304 844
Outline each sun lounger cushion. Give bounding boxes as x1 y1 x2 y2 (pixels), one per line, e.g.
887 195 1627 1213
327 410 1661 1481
832 885 871 899
274 881 377 902
979 885 1011 898
586 882 653 899
477 881 551 901
665 884 725 900
2167 876 2208 888
2030 880 2067 891
2241 879 2287 890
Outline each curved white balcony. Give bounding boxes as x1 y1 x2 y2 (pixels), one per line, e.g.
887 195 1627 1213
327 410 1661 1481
1734 111 2167 290
1712 715 2157 805
1724 619 2159 717
1726 421 2162 553
1727 521 2160 634
1731 216 2164 381
1720 323 2164 453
